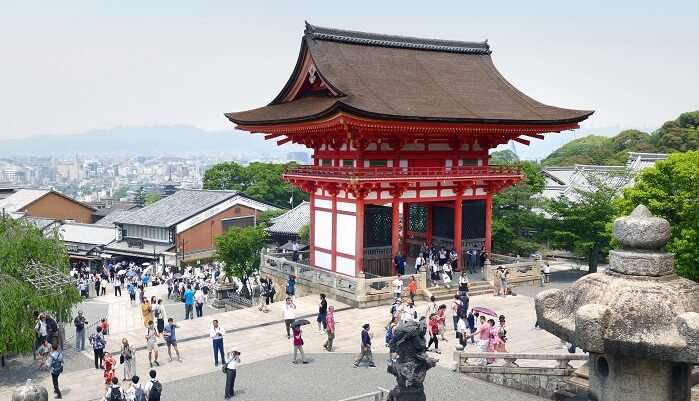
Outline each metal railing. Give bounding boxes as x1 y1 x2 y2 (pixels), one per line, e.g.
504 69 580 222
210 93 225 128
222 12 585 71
285 165 522 183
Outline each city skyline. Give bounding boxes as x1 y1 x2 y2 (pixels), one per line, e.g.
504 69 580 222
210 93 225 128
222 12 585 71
1 1 697 140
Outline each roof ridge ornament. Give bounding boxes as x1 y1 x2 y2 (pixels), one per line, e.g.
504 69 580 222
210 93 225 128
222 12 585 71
304 22 492 55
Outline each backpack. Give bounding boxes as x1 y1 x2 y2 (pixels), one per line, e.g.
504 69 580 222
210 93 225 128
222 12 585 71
385 325 394 344
109 385 123 401
133 385 146 401
154 307 162 319
50 353 63 375
148 380 162 401
457 295 469 318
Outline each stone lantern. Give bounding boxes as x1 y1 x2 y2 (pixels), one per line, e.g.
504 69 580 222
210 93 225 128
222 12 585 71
535 205 699 401
12 380 48 401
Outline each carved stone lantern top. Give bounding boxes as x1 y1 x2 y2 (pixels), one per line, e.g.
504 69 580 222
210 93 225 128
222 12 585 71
535 205 699 364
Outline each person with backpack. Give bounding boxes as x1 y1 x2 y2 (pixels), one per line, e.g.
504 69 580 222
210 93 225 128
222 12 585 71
144 369 162 401
45 314 59 347
286 275 296 298
104 377 125 401
353 322 376 368
127 375 146 401
90 326 106 369
47 343 64 399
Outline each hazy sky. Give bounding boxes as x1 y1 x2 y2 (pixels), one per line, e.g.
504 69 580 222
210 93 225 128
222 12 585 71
1 0 697 140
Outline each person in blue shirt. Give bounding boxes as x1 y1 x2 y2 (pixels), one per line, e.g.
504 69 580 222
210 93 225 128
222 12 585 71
353 322 376 368
183 285 195 320
163 318 182 362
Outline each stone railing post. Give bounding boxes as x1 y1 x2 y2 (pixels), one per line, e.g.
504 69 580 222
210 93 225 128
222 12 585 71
356 271 367 302
483 258 491 282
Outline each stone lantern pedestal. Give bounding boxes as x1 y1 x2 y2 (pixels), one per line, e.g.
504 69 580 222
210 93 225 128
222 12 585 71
535 205 699 401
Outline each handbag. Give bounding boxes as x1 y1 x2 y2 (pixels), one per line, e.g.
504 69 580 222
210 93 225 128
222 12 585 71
120 354 125 364
221 364 228 374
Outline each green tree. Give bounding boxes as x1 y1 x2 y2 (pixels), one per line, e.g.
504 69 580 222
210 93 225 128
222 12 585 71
543 135 617 166
616 151 699 281
651 111 699 153
203 161 308 207
258 209 286 228
215 226 268 293
298 224 310 244
134 186 146 207
489 149 519 165
492 161 546 255
0 217 81 355
145 192 161 205
545 169 632 272
112 186 128 201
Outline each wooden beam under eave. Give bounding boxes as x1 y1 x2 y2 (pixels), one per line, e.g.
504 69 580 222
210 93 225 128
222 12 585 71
277 137 292 145
265 133 284 140
512 137 530 145
522 133 545 140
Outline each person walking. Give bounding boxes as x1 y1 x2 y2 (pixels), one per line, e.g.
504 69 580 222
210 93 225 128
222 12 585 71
469 315 491 365
391 276 403 299
285 275 296 298
456 314 469 350
283 297 296 339
89 326 106 369
127 282 136 305
153 299 165 334
291 324 307 364
194 286 205 318
127 375 146 401
210 319 226 367
426 313 441 354
144 369 162 401
100 276 108 296
114 277 122 297
323 305 336 352
543 262 551 284
120 338 135 382
407 276 417 303
47 343 64 399
317 294 328 333
74 311 87 352
145 321 160 368
424 295 438 319
353 322 376 368
451 295 462 334
163 318 182 362
102 351 117 388
104 377 125 401
223 347 241 400
497 267 509 296
183 285 195 320
140 299 152 328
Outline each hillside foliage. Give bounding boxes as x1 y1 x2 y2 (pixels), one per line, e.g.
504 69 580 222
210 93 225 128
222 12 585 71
542 111 699 166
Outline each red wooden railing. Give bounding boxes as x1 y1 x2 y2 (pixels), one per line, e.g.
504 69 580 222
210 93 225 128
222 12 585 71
284 165 521 180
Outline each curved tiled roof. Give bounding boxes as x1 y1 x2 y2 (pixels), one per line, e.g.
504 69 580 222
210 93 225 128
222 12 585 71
226 23 593 127
266 201 309 235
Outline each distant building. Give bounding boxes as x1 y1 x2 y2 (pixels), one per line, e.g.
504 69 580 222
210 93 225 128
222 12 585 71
57 222 117 269
266 201 310 245
542 152 668 201
0 188 96 223
160 179 179 198
104 189 278 265
286 152 311 164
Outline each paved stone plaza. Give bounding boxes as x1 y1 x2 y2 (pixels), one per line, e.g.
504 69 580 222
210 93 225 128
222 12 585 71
1 279 572 401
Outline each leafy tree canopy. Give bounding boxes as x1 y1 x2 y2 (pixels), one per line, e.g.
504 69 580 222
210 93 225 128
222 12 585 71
215 225 268 289
258 209 286 228
545 170 632 272
298 224 309 244
492 161 546 255
145 192 161 205
203 161 309 207
489 149 519 165
0 217 81 354
616 151 699 281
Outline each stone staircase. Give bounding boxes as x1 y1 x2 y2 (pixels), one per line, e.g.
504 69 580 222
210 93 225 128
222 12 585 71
423 280 493 301
554 362 590 400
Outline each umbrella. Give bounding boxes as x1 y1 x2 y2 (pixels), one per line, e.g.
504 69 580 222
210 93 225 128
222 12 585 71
126 271 138 278
290 319 310 328
117 270 127 276
472 306 497 317
142 262 151 267
173 273 183 279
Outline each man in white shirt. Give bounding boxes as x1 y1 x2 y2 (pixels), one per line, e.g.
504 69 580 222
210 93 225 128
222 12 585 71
424 295 438 318
456 315 469 350
144 369 162 400
194 287 205 318
392 276 403 299
282 297 296 339
400 300 418 323
210 320 226 367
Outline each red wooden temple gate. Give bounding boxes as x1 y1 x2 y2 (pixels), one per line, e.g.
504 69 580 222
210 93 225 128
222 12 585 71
226 23 593 277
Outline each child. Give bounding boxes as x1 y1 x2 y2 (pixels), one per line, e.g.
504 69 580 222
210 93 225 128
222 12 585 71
100 318 110 336
36 338 51 369
385 316 398 347
102 351 117 388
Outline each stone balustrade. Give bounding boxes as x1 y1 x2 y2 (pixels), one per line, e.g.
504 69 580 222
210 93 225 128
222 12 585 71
453 351 588 398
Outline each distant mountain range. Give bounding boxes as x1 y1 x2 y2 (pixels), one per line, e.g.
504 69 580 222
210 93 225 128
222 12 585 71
0 125 308 157
0 124 646 159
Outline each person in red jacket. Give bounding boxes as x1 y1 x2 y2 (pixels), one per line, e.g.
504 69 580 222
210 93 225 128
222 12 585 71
427 314 441 354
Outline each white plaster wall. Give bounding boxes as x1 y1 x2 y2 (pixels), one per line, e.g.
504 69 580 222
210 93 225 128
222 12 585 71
336 256 355 276
336 201 356 212
380 191 391 199
401 190 417 199
428 143 451 151
475 188 486 195
336 213 356 255
445 160 453 168
442 188 455 196
315 198 332 209
423 181 437 187
402 143 425 151
399 159 408 167
364 160 370 168
314 210 332 250
315 250 332 270
380 143 392 151
366 144 378 151
420 189 438 198
387 160 393 167
366 191 378 200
